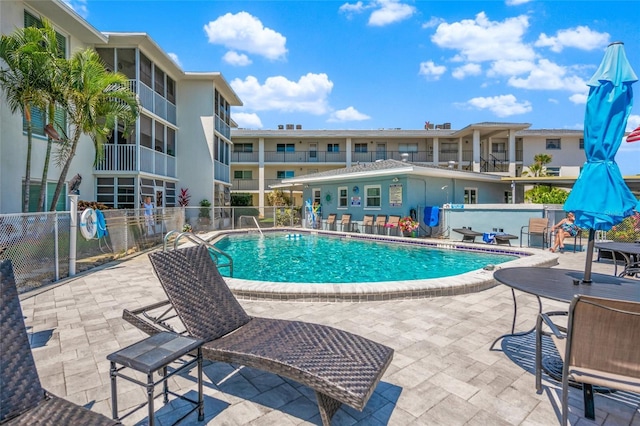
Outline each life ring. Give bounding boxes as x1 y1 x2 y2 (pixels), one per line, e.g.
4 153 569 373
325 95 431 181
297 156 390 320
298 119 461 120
80 208 97 240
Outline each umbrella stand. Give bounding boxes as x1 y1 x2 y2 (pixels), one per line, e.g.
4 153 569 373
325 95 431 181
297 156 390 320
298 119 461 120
582 229 596 283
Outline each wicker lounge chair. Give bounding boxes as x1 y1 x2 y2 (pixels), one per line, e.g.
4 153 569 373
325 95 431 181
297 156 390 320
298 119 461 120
125 245 394 425
535 295 640 424
0 260 119 426
386 215 401 236
452 227 483 243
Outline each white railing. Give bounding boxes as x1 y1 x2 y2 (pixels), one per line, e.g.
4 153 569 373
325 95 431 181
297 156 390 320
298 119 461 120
95 144 137 171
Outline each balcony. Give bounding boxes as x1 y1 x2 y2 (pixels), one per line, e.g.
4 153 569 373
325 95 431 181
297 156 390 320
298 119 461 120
129 80 177 125
231 152 259 163
232 179 259 191
95 144 176 177
215 160 230 183
263 151 347 163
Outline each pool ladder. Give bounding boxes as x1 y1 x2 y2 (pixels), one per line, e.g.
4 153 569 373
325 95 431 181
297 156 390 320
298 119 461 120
163 230 233 276
238 215 263 235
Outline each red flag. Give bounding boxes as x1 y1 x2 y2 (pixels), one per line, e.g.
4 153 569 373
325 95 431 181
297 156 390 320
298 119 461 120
627 125 640 143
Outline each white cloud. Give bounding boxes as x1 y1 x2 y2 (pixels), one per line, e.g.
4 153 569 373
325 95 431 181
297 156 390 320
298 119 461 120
548 98 559 104
369 0 416 26
431 12 535 62
339 1 367 15
223 51 252 66
536 26 610 52
508 59 588 92
328 107 371 122
203 12 287 60
233 112 263 129
452 63 482 79
167 53 181 67
506 0 532 5
61 0 88 18
339 0 415 26
464 94 532 117
418 61 446 80
569 93 588 104
230 73 334 115
626 115 640 132
422 17 444 29
487 60 535 77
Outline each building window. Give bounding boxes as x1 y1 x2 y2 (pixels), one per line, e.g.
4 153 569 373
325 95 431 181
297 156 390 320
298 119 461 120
441 142 458 153
139 53 152 88
276 170 294 179
354 143 368 153
277 143 295 152
167 128 175 156
546 138 561 150
464 188 477 204
364 185 381 207
504 191 512 204
234 170 253 179
398 143 418 153
234 143 253 152
338 186 348 208
166 77 176 104
140 114 153 149
327 143 340 152
546 167 560 176
492 142 506 153
579 138 584 150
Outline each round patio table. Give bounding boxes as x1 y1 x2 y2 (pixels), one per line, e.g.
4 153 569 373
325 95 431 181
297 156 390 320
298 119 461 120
491 267 640 387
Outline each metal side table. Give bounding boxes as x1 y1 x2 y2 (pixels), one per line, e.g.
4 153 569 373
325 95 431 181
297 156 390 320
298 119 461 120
107 332 204 425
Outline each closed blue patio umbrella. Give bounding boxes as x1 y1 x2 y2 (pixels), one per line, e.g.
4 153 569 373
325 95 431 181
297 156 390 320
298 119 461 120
564 41 638 282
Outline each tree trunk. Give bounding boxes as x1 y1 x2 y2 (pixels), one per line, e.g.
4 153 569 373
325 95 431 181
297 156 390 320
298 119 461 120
23 114 33 213
49 131 80 211
37 105 55 212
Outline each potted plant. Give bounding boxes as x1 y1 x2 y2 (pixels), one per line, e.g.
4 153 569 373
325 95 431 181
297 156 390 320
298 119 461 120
399 216 419 237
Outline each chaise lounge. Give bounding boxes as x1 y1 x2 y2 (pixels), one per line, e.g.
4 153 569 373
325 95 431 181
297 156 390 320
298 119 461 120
123 245 394 425
0 260 119 426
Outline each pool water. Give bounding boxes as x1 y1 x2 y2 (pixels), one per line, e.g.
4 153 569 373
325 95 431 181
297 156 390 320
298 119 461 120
213 233 516 284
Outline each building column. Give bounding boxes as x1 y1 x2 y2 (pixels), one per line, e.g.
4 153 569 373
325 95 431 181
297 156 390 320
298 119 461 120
258 137 265 211
508 130 516 176
432 137 439 164
472 130 481 172
345 137 352 167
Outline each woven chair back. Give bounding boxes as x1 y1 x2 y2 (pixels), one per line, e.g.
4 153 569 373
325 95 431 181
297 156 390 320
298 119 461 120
387 215 401 227
363 215 374 226
375 215 387 227
326 214 336 224
0 260 45 422
568 295 640 379
340 214 351 224
148 246 252 342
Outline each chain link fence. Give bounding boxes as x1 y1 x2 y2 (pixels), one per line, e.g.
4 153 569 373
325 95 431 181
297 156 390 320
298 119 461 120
1 205 304 292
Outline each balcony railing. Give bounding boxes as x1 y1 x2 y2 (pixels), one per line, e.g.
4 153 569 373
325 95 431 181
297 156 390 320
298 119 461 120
231 152 259 162
232 179 259 190
129 80 177 125
215 160 230 183
95 144 176 177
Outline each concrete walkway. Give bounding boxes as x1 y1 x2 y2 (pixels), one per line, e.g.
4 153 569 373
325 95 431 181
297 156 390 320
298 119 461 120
19 247 640 425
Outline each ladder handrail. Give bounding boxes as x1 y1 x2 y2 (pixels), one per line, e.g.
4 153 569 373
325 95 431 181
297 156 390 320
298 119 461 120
238 215 263 235
164 231 233 276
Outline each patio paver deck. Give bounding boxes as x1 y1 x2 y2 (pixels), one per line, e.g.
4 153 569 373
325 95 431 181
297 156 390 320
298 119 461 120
17 246 640 425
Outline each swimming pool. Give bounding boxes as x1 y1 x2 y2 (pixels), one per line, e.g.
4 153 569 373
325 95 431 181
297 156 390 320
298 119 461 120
206 229 557 302
214 232 516 283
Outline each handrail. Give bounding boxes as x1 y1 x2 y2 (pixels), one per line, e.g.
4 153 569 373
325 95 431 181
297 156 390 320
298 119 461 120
238 215 263 235
166 231 234 276
163 230 181 251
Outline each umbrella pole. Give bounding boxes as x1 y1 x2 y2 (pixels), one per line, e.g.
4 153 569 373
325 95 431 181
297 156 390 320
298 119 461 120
583 229 596 283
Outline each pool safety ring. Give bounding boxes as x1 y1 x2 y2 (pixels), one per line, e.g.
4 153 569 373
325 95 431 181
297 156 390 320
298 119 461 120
80 208 97 240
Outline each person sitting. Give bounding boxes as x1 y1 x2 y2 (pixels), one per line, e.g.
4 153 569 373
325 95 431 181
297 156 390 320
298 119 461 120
550 212 578 253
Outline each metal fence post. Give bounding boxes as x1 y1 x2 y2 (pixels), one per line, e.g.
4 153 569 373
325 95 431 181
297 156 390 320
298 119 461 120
69 194 78 276
54 212 59 281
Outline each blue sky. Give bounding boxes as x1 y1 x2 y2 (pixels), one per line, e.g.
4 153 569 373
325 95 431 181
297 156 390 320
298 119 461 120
69 0 639 174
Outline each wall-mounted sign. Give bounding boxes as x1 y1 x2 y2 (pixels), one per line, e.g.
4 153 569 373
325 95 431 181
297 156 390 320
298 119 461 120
352 186 359 194
351 196 361 207
389 184 402 207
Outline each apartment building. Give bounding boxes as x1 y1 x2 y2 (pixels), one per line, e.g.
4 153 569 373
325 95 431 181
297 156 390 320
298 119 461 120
0 0 240 214
230 123 586 206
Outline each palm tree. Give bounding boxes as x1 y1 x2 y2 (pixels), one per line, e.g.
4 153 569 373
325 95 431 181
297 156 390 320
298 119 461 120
0 22 60 212
523 153 553 177
49 48 138 210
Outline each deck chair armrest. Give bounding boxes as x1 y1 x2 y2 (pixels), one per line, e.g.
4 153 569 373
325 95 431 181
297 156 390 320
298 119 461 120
538 311 568 338
123 299 180 336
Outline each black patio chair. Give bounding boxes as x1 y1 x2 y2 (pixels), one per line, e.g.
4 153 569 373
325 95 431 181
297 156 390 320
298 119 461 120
123 245 394 425
0 259 119 425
